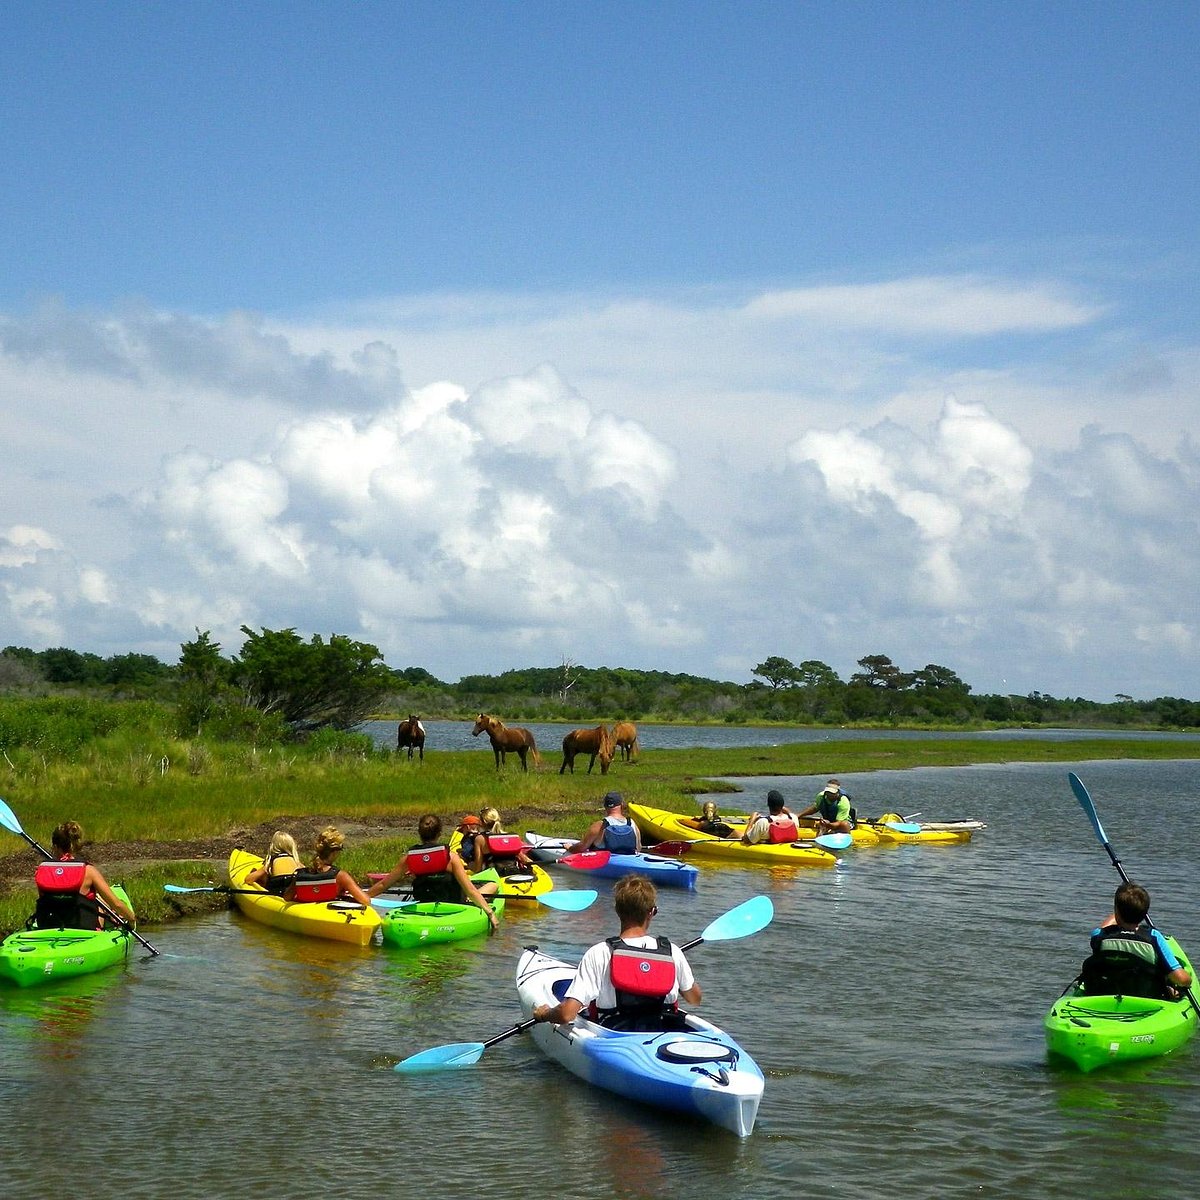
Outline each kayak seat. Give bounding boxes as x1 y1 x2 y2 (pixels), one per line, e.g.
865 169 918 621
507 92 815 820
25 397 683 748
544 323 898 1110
1080 950 1168 1000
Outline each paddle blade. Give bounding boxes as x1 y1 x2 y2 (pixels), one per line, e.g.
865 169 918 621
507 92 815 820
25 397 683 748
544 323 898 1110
647 841 690 857
0 796 25 836
815 833 852 850
882 821 922 834
163 883 211 894
537 889 597 912
370 897 416 910
1068 772 1109 844
699 895 774 944
395 1042 485 1072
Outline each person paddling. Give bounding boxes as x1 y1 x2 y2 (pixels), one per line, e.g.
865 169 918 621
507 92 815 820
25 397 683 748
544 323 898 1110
568 792 642 854
34 820 135 930
367 813 498 932
1082 881 1192 999
532 875 701 1032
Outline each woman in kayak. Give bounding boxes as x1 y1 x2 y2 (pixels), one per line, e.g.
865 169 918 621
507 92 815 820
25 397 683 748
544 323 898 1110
1083 881 1193 998
35 820 135 930
244 831 303 895
531 875 701 1032
478 807 533 875
287 827 373 906
568 792 642 854
367 813 498 930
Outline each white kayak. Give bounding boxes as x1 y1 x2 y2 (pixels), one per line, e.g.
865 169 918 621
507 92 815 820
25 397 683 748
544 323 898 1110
524 832 573 864
515 946 764 1137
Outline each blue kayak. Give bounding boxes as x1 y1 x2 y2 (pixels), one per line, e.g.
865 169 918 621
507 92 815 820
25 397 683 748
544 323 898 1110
559 849 698 890
516 946 762 1136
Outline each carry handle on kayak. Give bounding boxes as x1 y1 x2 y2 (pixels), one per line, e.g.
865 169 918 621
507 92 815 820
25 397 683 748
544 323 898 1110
0 797 159 956
394 894 774 1072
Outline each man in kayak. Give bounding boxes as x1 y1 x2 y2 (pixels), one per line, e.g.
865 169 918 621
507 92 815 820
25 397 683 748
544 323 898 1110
741 789 800 844
531 875 701 1031
568 792 642 854
796 779 854 835
1083 881 1193 998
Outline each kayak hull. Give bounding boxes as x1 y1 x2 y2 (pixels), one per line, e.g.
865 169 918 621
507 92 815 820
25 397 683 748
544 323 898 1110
628 804 837 867
0 886 136 987
1045 938 1198 1071
516 947 763 1136
228 849 381 946
494 863 554 899
380 893 505 949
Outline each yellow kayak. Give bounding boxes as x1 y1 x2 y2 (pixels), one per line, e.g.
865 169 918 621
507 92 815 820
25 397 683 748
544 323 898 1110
227 849 381 946
627 804 838 868
716 810 972 846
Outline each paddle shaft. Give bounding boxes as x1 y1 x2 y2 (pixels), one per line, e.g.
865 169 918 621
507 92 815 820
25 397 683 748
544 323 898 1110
1069 772 1200 1016
9 825 159 955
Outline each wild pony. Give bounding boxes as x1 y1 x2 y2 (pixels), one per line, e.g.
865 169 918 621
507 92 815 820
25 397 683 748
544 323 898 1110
396 714 425 761
472 713 541 772
613 721 639 762
560 724 615 775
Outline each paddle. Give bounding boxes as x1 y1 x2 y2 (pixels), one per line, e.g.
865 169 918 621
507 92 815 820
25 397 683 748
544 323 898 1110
0 797 159 956
647 841 690 857
1068 771 1200 1016
394 894 774 1072
794 833 852 851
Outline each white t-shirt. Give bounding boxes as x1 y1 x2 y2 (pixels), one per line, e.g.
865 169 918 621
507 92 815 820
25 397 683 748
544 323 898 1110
565 935 695 1009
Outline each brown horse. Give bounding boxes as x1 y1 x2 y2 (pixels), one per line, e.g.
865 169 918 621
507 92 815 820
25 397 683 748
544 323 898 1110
472 713 541 772
613 721 639 762
396 714 425 761
560 724 614 775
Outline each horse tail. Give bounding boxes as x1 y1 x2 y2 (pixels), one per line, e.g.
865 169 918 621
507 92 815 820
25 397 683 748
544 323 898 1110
630 733 639 761
526 731 541 767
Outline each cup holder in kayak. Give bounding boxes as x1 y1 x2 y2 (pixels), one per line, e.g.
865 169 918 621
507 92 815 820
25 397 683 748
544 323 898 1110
656 1040 736 1065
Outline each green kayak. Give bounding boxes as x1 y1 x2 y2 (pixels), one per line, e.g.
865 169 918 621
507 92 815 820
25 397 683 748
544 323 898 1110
379 870 505 950
0 885 137 988
1045 937 1198 1072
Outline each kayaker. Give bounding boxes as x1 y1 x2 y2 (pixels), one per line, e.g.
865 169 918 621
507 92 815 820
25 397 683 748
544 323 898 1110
478 806 533 875
568 792 642 854
1082 881 1193 998
244 831 303 895
452 814 486 872
741 790 800 845
35 820 135 930
796 779 854 835
680 802 735 839
366 813 499 931
287 827 374 906
531 875 700 1031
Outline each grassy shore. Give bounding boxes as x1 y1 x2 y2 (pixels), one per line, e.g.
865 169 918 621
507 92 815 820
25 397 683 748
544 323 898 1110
2 735 1197 938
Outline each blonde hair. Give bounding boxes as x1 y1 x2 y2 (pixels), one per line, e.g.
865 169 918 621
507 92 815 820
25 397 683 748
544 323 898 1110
267 831 300 860
701 802 718 821
52 820 85 858
313 826 345 867
480 807 502 833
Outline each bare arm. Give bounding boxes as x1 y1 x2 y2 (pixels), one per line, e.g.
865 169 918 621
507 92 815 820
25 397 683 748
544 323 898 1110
85 866 135 924
680 983 702 1006
534 997 583 1025
336 870 373 906
568 821 603 854
366 860 408 899
449 857 499 931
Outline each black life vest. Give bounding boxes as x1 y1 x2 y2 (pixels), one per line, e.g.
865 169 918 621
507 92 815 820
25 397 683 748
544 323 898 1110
817 790 846 821
263 853 300 896
34 860 101 930
406 844 462 904
1081 925 1166 998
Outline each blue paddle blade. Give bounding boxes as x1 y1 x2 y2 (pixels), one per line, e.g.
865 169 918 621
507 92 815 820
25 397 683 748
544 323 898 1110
163 883 210 894
395 1042 485 1072
700 895 774 943
0 796 24 836
537 889 597 912
883 821 922 834
815 833 852 850
370 897 416 910
1068 772 1109 844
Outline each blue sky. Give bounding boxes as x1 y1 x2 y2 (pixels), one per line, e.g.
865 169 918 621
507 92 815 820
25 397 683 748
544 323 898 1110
2 2 1199 699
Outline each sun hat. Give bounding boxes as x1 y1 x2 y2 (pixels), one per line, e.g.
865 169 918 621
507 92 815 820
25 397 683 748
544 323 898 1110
824 780 841 793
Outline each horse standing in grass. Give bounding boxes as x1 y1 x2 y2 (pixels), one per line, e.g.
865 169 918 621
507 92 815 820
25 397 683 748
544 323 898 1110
560 724 614 775
613 721 639 762
396 714 426 761
472 713 541 772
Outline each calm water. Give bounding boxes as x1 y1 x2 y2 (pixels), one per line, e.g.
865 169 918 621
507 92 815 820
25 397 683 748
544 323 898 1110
3 758 1199 1198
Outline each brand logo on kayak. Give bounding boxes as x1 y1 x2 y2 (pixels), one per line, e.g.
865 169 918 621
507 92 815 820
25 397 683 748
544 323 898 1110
1130 1034 1156 1044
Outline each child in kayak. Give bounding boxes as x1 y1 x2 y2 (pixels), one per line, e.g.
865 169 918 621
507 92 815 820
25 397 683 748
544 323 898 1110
478 807 533 875
531 875 701 1031
244 831 303 895
35 820 135 930
680 801 735 839
1083 881 1193 999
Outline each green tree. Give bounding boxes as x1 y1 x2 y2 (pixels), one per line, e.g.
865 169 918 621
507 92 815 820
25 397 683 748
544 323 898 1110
752 656 801 690
234 626 394 730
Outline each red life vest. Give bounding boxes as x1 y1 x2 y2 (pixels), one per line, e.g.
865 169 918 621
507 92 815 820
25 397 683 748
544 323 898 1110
289 869 341 903
608 935 677 999
406 844 461 904
767 816 800 843
406 844 451 875
484 833 525 860
34 860 100 929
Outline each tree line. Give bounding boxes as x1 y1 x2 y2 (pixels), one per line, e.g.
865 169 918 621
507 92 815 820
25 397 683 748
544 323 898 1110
3 635 1198 734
